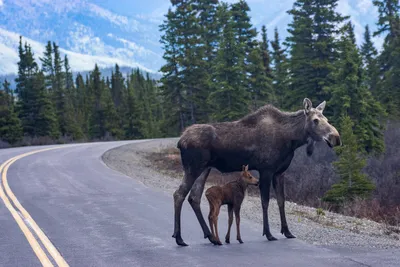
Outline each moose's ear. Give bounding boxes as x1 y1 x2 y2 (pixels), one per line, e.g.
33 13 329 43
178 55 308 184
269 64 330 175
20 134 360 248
242 165 246 171
316 101 326 113
303 98 312 114
244 165 249 171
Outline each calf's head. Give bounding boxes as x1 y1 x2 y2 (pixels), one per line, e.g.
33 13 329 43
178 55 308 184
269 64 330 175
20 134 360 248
241 165 259 186
303 98 341 148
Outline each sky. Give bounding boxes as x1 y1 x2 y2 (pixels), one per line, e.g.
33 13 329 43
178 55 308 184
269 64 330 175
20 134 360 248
0 0 385 76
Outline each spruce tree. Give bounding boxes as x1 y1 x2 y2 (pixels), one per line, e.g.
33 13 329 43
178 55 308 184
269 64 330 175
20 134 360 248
373 0 400 116
247 42 274 110
159 8 187 135
285 0 315 109
208 2 249 121
260 25 273 79
323 115 375 204
0 81 22 144
271 27 289 109
328 22 385 154
52 42 67 136
39 41 54 91
286 0 348 110
75 73 87 138
15 39 39 136
33 70 60 138
64 55 83 139
88 64 105 139
124 73 140 138
361 25 379 93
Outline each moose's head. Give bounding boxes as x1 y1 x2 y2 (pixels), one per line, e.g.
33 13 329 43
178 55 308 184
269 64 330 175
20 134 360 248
303 98 341 149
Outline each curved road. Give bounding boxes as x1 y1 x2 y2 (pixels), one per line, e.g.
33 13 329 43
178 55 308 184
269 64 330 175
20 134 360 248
0 140 398 267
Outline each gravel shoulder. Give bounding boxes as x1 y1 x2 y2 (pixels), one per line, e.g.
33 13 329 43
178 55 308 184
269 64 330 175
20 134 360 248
102 139 400 249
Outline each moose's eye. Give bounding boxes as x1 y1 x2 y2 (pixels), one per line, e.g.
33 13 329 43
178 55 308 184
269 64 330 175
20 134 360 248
313 119 319 125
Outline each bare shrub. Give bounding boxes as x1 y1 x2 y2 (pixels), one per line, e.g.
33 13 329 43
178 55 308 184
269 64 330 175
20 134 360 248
0 139 11 149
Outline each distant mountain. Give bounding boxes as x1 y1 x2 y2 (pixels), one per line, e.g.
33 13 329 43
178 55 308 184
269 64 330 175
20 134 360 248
0 0 164 76
0 66 162 90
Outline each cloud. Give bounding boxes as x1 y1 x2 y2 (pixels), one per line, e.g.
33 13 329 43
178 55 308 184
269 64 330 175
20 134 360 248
0 28 156 75
266 11 288 29
357 0 373 14
86 3 140 32
0 0 3 7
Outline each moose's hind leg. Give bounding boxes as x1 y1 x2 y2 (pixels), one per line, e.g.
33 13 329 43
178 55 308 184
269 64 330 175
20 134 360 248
172 172 197 246
188 168 220 245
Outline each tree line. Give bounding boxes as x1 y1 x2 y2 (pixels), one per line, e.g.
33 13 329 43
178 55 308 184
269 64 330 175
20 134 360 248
1 38 164 146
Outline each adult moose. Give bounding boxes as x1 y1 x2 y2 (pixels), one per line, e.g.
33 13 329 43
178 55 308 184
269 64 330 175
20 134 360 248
172 98 341 246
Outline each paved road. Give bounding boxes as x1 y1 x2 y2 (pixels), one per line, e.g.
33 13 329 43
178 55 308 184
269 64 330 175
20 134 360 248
0 140 398 267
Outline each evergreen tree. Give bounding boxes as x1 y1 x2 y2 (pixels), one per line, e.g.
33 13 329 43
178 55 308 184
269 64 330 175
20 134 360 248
32 71 60 138
52 42 67 135
373 0 400 116
88 65 105 139
270 27 289 108
64 55 83 139
286 0 348 110
15 39 39 136
247 42 274 110
111 64 125 138
285 0 315 109
124 73 140 138
328 22 385 154
159 8 187 135
260 25 273 78
323 116 375 204
208 2 249 121
75 73 87 138
39 41 54 90
0 81 22 144
361 25 379 93
2 79 13 107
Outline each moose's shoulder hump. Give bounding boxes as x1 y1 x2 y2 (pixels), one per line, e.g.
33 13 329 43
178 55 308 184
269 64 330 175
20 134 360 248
177 124 217 149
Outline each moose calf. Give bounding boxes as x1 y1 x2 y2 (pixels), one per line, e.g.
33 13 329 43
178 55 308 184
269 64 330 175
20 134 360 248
205 165 259 245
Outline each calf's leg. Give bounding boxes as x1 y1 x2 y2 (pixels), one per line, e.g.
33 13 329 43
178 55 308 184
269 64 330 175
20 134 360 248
225 204 233 244
212 206 222 245
273 174 295 239
208 205 215 238
234 206 243 244
259 171 277 241
188 168 220 245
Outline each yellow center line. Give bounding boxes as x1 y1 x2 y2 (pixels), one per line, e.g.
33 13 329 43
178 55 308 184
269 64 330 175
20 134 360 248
0 145 81 267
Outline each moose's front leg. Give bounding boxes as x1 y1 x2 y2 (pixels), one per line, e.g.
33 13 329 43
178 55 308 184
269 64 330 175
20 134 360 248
259 170 277 241
273 174 295 239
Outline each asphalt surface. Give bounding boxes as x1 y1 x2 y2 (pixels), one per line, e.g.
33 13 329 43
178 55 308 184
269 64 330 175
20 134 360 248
0 140 399 267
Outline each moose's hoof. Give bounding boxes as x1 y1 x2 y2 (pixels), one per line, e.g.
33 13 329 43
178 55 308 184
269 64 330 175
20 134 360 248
173 234 188 246
281 227 296 239
237 238 243 244
225 238 230 244
284 232 296 239
267 235 278 241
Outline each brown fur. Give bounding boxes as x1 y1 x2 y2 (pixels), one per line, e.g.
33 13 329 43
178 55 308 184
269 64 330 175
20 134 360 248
205 165 259 245
172 98 341 246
